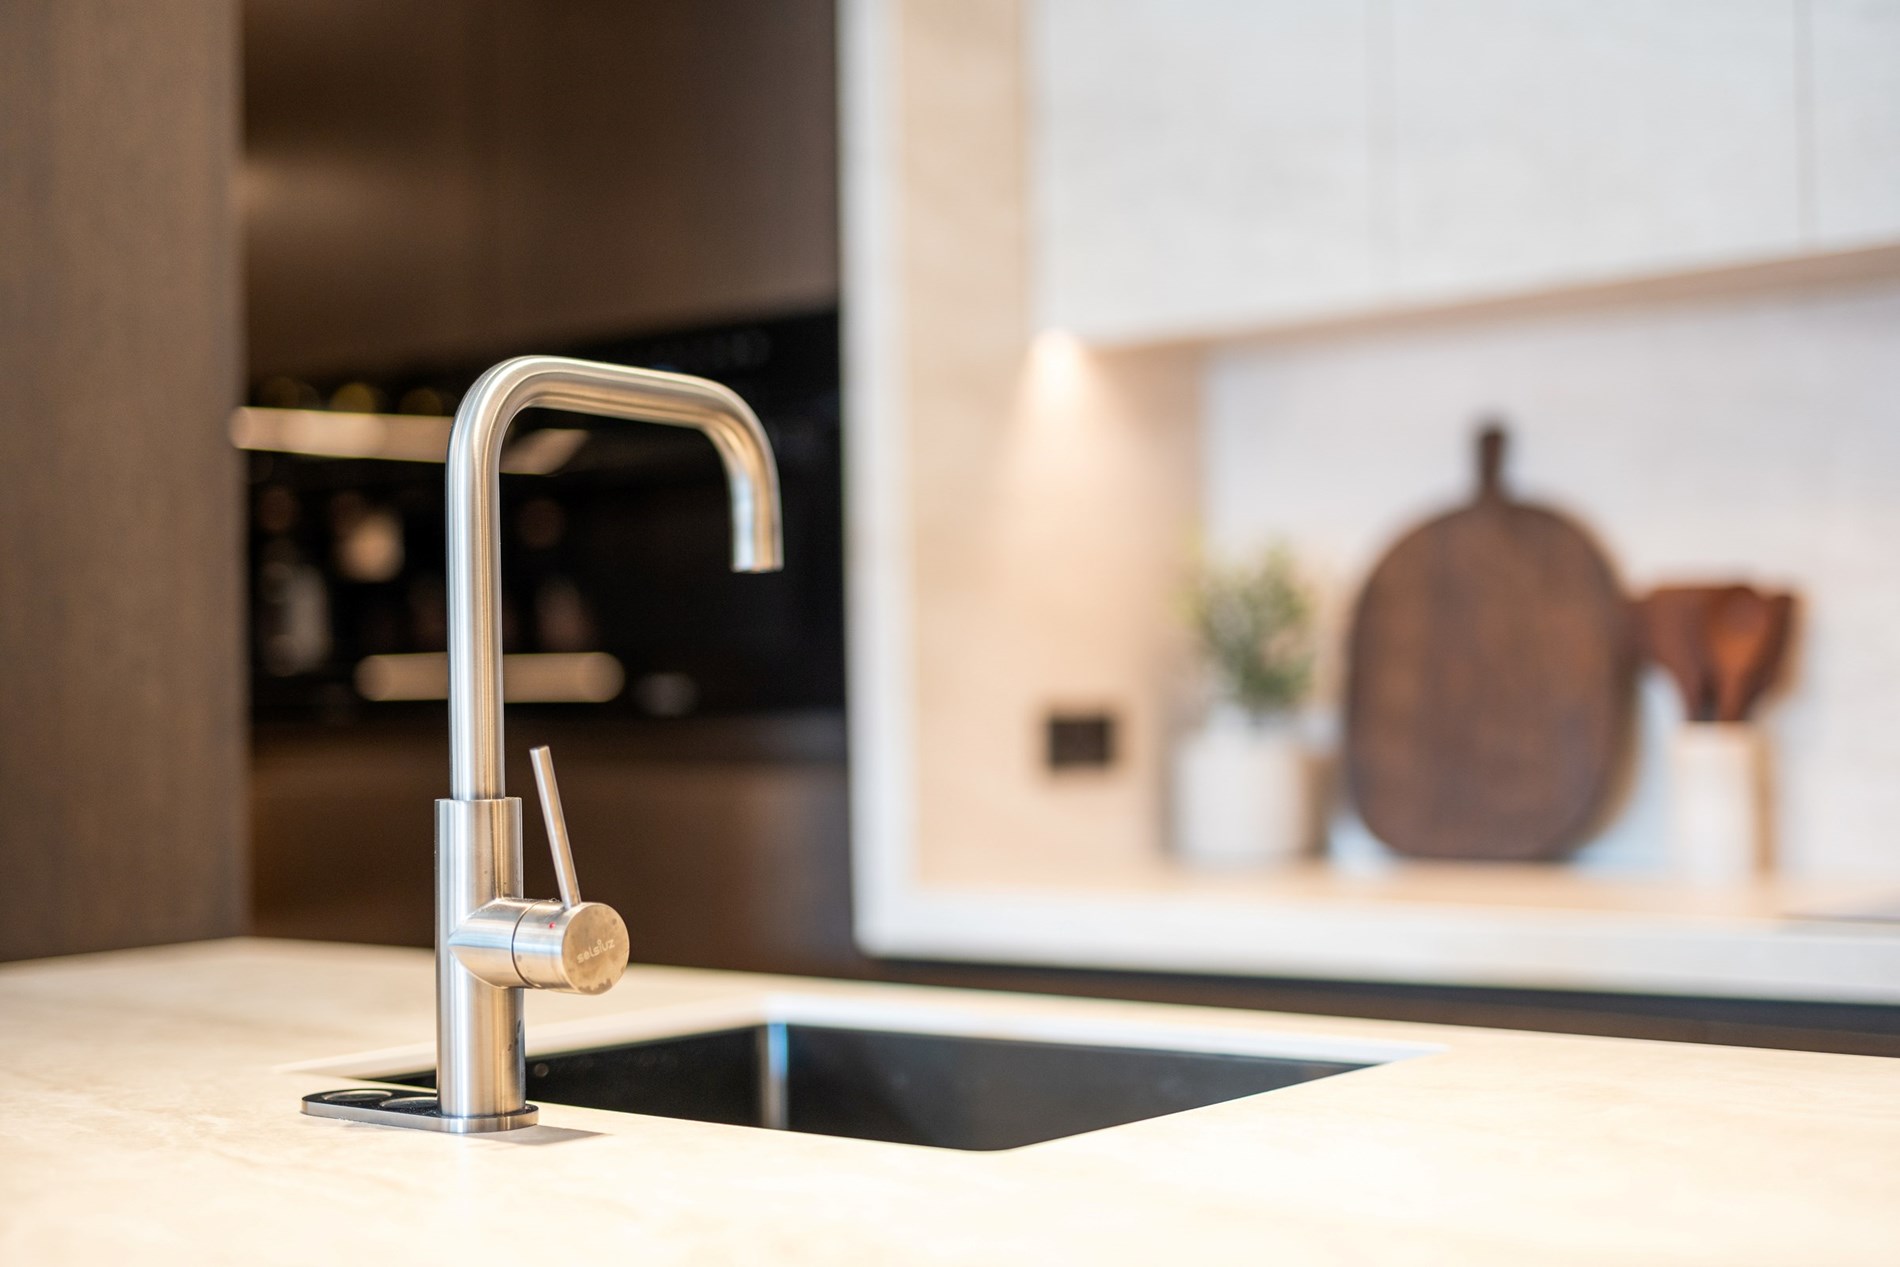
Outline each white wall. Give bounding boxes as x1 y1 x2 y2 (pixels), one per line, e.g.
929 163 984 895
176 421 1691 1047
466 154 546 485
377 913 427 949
1203 274 1900 882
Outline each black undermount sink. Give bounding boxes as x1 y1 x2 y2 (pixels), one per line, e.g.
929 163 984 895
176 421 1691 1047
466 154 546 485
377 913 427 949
389 1024 1370 1151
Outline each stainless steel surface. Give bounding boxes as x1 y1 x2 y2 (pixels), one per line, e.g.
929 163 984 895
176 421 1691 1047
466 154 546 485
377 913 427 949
448 896 629 995
301 1088 539 1134
529 746 581 907
435 796 527 1120
303 355 784 1134
446 894 537 989
446 748 629 994
508 899 629 994
447 357 783 801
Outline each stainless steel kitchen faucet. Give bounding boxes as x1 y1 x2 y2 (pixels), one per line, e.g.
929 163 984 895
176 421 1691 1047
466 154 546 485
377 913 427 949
302 356 783 1133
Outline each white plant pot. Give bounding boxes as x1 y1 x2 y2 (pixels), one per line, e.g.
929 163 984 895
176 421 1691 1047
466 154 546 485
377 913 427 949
1669 722 1770 886
1171 711 1314 870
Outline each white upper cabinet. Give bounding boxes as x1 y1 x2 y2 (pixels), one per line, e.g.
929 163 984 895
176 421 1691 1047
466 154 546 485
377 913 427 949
1811 0 1900 246
1032 0 1379 341
1389 0 1802 298
1030 0 1900 345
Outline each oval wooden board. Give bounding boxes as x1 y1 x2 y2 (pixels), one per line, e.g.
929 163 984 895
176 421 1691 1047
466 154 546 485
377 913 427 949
1344 427 1634 861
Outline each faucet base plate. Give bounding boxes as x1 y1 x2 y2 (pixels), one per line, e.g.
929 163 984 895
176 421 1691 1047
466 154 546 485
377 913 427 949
301 1088 539 1133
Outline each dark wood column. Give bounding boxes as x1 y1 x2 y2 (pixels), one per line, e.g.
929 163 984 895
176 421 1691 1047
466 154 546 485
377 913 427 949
0 0 245 959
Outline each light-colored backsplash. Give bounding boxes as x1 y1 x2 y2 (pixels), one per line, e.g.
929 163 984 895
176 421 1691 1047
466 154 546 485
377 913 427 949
1202 274 1900 882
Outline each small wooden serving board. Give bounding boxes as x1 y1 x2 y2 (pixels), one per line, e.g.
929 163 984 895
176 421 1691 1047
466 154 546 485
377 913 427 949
1344 426 1634 861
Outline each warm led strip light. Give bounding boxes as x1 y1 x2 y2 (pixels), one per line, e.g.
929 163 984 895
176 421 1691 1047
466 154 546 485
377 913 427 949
230 407 587 475
354 652 625 703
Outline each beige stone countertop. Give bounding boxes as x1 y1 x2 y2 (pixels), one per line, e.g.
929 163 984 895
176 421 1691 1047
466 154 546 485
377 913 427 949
1 938 1895 1264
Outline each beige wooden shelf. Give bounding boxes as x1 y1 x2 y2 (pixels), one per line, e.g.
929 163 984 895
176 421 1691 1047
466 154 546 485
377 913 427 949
859 852 1900 1005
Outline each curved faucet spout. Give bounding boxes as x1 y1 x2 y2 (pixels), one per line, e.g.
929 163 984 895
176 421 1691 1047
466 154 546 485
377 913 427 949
446 355 784 801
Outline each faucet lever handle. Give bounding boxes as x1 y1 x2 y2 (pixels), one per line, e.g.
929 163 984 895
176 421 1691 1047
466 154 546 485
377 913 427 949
528 745 582 907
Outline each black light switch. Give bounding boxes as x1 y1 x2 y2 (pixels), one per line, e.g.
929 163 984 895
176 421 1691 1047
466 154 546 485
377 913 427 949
1045 712 1116 771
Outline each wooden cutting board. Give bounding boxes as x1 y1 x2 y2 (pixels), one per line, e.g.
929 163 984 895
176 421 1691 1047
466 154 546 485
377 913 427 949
1344 425 1634 861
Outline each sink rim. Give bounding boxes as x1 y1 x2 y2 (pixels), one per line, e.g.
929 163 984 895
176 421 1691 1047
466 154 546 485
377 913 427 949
281 989 1443 1084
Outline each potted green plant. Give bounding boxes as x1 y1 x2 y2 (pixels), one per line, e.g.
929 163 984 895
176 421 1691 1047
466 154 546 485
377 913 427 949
1173 546 1319 868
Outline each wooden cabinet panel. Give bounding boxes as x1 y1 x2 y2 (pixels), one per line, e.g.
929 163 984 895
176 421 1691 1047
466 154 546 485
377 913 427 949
1810 0 1900 245
1030 0 1844 344
1389 0 1803 298
0 0 245 960
251 719 860 977
1032 0 1378 341
243 0 839 379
